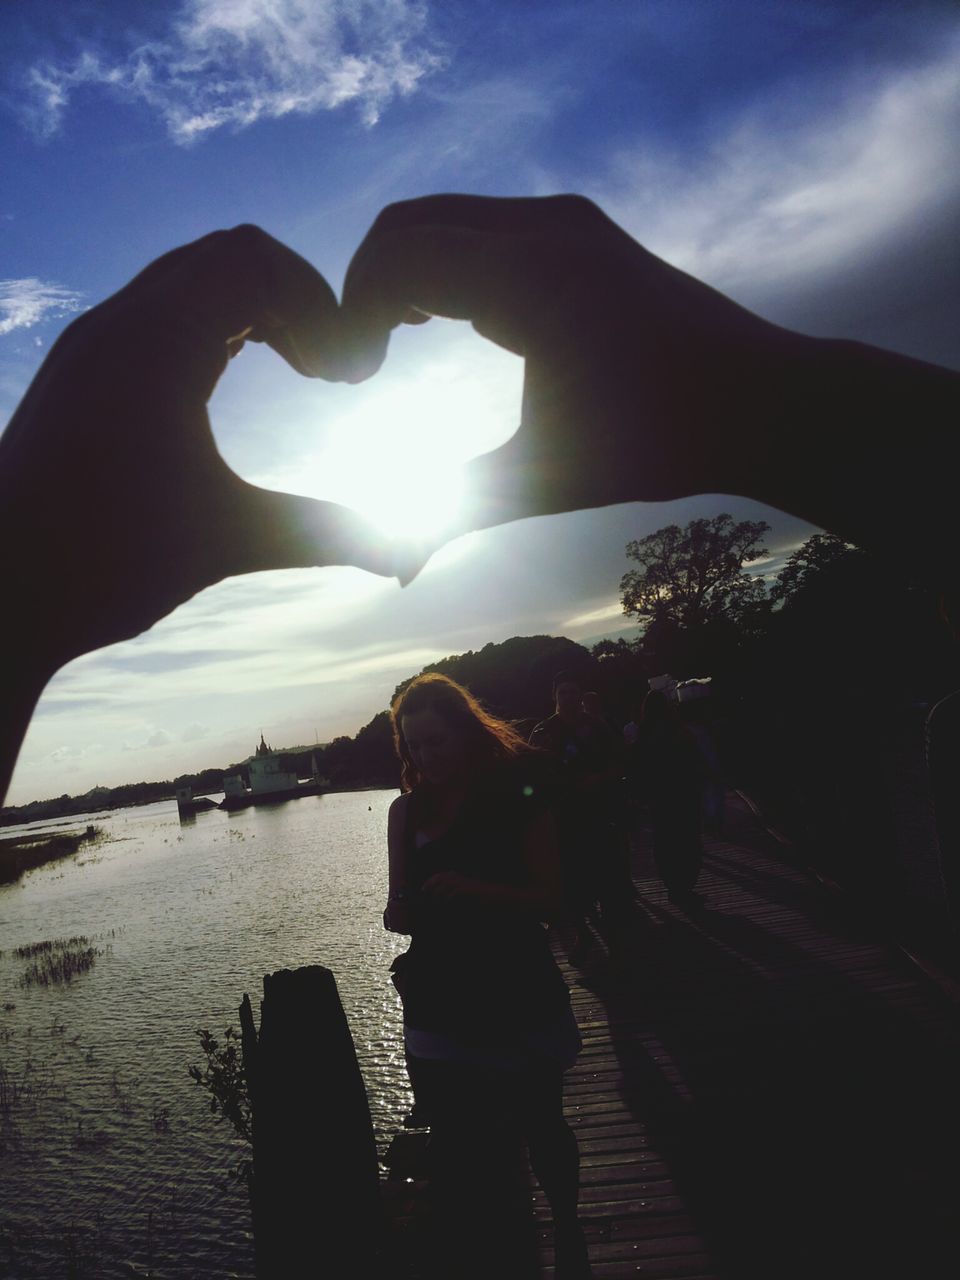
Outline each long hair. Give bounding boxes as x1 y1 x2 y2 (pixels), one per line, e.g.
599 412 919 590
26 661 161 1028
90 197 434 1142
391 673 527 792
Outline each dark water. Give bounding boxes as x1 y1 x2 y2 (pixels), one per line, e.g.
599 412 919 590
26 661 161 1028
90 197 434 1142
0 789 408 1278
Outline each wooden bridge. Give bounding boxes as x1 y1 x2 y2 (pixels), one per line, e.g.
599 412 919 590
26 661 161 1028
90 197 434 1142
383 792 960 1278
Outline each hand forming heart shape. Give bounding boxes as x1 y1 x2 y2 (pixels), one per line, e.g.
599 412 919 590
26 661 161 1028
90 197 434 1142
5 190 942 705
1 197 792 682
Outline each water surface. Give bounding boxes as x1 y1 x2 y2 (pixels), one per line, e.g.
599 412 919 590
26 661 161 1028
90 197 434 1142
0 789 407 1278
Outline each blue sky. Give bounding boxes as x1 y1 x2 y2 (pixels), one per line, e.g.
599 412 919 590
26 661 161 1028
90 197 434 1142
2 1 958 804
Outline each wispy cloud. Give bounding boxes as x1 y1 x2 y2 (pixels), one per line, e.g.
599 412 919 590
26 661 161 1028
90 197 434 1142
0 278 84 336
45 743 100 765
123 728 175 751
21 0 442 144
33 566 408 719
562 600 625 632
591 40 960 301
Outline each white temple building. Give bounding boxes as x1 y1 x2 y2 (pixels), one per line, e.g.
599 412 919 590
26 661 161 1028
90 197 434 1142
222 734 326 805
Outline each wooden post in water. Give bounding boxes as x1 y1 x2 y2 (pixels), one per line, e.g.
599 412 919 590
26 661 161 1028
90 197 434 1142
240 965 383 1278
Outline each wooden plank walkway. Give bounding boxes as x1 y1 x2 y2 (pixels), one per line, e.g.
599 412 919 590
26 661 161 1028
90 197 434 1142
386 792 960 1279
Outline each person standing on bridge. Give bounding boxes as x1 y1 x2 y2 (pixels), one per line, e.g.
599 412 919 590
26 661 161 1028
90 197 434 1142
639 689 708 906
384 672 591 1279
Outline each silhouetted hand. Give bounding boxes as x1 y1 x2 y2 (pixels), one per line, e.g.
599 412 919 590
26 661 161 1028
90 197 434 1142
383 899 414 934
0 225 408 802
338 194 959 577
337 194 794 531
1 225 402 675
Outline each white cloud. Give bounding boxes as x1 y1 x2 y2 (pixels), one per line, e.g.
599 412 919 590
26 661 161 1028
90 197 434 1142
28 567 411 732
562 600 624 631
592 40 960 300
39 742 103 776
0 278 84 337
21 0 441 143
121 728 175 751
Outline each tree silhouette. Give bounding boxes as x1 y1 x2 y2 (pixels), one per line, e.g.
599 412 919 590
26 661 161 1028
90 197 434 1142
768 532 861 608
620 513 770 631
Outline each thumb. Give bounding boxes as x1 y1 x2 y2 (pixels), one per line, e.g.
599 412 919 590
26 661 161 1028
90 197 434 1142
218 479 431 585
458 351 645 533
458 426 592 533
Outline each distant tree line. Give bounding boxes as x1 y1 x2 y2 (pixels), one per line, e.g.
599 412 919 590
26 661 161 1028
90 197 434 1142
0 765 239 828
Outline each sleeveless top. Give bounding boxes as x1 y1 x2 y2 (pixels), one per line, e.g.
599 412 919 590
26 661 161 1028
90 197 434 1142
393 766 571 1042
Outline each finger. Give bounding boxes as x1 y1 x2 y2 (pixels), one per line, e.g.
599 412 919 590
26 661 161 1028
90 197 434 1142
337 194 621 384
338 223 545 382
457 411 636 534
219 479 431 585
366 192 607 239
454 433 556 534
337 196 565 381
111 225 344 381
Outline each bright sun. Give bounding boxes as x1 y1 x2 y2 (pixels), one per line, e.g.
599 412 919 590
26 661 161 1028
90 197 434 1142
289 335 524 547
319 428 467 543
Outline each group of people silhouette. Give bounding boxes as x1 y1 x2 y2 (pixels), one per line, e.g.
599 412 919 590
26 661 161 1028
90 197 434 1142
381 662 731 1276
1 192 956 1279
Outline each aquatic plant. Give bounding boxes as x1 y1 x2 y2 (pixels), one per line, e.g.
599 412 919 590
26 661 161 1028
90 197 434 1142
59 1212 108 1280
16 936 105 987
0 1063 18 1113
110 1066 139 1116
188 1026 252 1184
0 1052 62 1121
16 935 88 959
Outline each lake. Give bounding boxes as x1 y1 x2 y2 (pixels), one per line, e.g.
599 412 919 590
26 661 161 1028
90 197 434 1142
0 788 408 1278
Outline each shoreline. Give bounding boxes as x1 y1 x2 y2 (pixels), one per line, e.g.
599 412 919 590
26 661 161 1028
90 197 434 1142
0 825 103 886
0 783 399 834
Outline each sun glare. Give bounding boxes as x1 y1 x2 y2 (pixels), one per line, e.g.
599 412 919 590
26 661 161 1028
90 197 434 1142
285 337 524 548
319 429 466 543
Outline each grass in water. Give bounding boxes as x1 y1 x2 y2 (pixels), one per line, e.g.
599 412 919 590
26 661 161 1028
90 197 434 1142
16 937 105 988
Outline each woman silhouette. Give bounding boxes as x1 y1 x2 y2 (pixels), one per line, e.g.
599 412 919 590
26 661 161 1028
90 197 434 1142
384 673 591 1278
